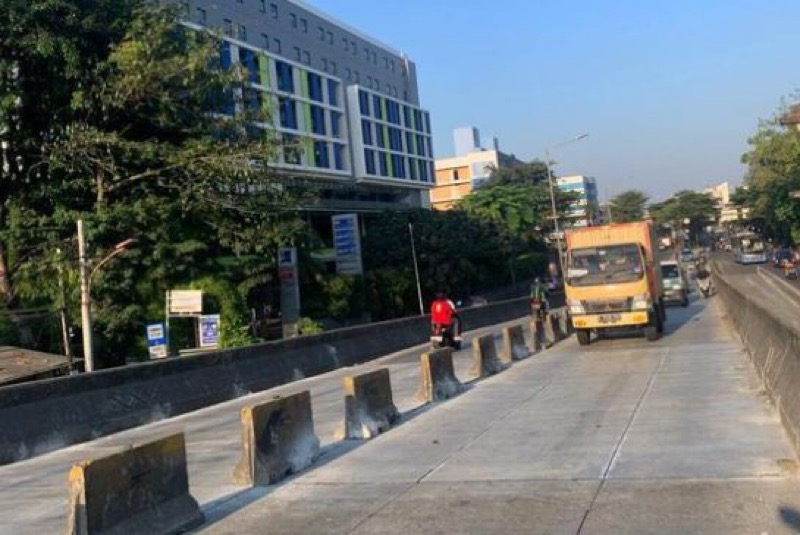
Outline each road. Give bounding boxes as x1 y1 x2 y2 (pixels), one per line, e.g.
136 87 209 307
197 295 800 533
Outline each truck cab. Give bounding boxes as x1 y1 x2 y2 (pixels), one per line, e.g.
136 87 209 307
565 222 666 345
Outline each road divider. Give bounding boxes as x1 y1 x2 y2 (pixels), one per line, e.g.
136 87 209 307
471 334 505 377
529 319 544 352
65 432 202 535
341 369 400 439
715 268 800 455
232 391 320 487
418 348 464 402
0 295 541 466
501 325 529 363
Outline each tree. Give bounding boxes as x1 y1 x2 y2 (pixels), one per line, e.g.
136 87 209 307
608 190 649 223
487 160 549 187
738 105 800 242
650 191 718 244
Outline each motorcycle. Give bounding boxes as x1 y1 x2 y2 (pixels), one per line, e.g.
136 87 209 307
697 275 712 298
430 318 462 350
784 261 798 280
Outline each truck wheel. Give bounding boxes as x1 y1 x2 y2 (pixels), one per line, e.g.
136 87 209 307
576 329 591 346
644 325 660 342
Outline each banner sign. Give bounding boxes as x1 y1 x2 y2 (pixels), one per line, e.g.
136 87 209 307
168 290 203 315
332 214 363 275
198 314 221 349
146 323 168 359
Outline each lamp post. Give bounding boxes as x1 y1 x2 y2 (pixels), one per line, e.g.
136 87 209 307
545 133 589 276
77 219 136 372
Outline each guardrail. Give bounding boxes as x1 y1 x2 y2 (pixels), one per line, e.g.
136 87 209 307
0 295 539 465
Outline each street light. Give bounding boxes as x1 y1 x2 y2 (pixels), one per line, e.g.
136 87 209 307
545 133 589 277
77 219 136 372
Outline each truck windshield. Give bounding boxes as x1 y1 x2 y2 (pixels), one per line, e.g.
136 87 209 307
567 244 644 287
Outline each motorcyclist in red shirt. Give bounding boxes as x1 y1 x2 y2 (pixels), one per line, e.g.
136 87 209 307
430 291 461 350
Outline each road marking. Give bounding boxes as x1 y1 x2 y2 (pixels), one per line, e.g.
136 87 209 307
757 267 800 305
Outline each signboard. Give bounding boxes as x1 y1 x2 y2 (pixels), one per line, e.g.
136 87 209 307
332 214 363 275
146 323 168 359
198 314 221 349
168 290 203 315
278 246 301 337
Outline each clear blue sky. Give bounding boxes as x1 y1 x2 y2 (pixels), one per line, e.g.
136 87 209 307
309 0 798 201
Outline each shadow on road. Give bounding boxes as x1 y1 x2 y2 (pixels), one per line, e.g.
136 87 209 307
779 506 800 533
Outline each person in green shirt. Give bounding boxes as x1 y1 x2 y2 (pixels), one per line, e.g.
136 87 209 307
530 277 549 319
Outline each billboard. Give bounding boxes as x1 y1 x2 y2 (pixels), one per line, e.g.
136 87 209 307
332 214 363 275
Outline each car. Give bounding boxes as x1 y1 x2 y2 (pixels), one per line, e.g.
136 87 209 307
660 260 689 307
680 248 693 263
773 248 793 268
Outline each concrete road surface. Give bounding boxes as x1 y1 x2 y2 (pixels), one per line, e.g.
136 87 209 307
199 297 800 534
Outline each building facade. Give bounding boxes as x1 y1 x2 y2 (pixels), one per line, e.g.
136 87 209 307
174 0 434 211
556 175 599 227
431 127 521 210
703 181 749 223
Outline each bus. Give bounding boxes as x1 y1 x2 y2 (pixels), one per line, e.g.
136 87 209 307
733 233 768 264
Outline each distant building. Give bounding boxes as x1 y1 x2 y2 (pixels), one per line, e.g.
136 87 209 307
556 175 599 227
780 103 800 132
702 181 749 223
430 127 522 210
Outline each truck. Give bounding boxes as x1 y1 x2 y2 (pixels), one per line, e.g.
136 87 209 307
564 221 666 345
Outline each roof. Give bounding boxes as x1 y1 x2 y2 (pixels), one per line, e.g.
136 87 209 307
0 346 71 386
780 104 800 126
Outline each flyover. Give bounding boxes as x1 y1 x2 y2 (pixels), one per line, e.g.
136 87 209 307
1 286 799 533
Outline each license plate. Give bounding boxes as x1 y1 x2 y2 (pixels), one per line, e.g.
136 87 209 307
598 314 622 324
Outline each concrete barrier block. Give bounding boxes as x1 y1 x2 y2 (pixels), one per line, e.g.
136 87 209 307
557 309 571 338
544 315 559 346
65 432 203 535
501 325 529 363
232 390 320 487
529 319 544 352
470 334 505 378
342 368 400 439
418 348 464 402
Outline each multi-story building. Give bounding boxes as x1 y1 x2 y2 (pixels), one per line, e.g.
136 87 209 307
431 127 521 210
174 0 435 211
556 175 598 227
703 181 749 223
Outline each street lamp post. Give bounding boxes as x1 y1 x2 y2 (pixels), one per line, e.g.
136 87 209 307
77 219 136 372
545 133 589 276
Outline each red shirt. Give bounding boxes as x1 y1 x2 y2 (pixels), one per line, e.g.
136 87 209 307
431 299 455 325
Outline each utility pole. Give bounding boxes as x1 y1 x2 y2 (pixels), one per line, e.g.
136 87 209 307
408 222 425 316
77 220 94 372
545 150 564 276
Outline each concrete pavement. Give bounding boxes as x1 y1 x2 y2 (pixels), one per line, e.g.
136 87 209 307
0 316 529 535
199 296 800 534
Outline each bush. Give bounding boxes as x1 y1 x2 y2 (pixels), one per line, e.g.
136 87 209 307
297 317 324 335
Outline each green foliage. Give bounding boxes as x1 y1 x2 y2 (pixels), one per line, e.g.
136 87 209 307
649 190 718 246
321 275 366 323
609 190 649 223
297 317 324 336
487 160 549 186
738 107 800 241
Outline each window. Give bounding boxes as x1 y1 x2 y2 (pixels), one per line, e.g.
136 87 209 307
270 3 278 18
179 1 189 18
376 125 385 147
302 51 311 65
329 61 337 75
342 37 349 52
278 97 297 129
384 57 389 69
238 48 258 83
330 111 342 137
273 38 281 54
276 60 293 93
321 58 328 72
310 105 326 135
389 128 402 151
314 141 329 168
223 19 233 36
301 18 308 33
354 70 360 83
374 79 380 91
378 151 388 175
403 106 412 128
351 40 357 55
364 47 370 61
236 0 243 3
345 67 352 81
373 95 383 120
308 72 323 102
283 134 301 164
327 31 333 45
406 132 414 154
392 154 405 178
333 143 345 171
327 79 339 106
260 0 266 13
364 149 376 175
290 13 297 28
387 101 400 125
409 158 418 180
318 26 325 40
453 169 460 181
237 24 247 41
196 7 207 24
359 90 370 116
390 60 395 72
261 33 270 49
293 47 301 61
220 41 232 70
417 134 426 157
366 76 372 88
361 119 372 145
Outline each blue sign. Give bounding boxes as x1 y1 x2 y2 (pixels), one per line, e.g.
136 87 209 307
199 315 221 348
332 214 363 275
146 323 167 359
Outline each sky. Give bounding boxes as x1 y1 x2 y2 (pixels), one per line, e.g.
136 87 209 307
308 0 799 201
